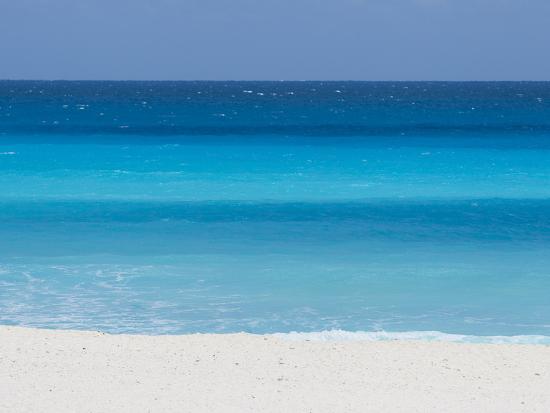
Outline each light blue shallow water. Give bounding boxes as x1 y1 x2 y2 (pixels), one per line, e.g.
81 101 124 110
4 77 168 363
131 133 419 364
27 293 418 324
1 81 550 342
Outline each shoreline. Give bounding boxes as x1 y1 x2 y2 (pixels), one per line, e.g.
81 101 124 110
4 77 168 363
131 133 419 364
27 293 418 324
3 324 550 344
2 326 550 412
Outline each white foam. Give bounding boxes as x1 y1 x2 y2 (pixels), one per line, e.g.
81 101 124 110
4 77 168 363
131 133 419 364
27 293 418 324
272 330 550 345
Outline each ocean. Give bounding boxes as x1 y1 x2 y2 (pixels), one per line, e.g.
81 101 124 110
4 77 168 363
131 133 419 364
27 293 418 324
1 81 550 343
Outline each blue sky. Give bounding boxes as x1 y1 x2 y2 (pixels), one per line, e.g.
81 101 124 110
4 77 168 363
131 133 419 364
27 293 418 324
1 0 549 80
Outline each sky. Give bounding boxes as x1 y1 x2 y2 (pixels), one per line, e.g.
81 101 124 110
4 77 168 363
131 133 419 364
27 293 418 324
1 0 549 80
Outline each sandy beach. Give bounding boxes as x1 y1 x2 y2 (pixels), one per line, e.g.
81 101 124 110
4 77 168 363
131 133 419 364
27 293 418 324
0 326 549 412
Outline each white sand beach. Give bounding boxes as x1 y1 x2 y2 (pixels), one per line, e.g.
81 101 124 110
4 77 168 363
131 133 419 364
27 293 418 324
1 326 549 412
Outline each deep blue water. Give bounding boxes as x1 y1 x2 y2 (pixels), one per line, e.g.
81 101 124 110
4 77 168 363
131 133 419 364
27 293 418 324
1 81 550 341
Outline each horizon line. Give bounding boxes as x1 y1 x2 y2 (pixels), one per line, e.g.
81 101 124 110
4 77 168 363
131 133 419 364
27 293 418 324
1 79 550 83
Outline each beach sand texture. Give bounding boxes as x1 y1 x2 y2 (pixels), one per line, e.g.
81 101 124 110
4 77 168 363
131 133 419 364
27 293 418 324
1 326 550 412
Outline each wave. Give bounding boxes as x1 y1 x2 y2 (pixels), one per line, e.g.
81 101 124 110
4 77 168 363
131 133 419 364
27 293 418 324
272 330 550 345
3 124 550 140
2 199 550 243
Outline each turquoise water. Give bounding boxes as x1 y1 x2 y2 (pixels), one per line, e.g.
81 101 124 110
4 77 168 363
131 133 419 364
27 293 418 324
1 81 550 341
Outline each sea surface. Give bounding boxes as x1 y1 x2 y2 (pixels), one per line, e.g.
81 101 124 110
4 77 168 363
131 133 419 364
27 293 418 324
1 81 550 343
